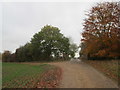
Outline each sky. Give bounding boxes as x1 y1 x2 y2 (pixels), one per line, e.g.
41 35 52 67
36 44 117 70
0 0 119 57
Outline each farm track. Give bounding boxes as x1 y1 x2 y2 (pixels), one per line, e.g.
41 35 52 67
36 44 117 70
48 61 118 88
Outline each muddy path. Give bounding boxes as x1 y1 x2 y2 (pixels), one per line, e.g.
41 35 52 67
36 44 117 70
49 61 118 88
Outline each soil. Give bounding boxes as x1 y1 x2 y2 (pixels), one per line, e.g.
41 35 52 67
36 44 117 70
48 61 118 88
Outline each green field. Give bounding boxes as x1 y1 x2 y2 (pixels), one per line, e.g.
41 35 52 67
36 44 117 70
2 62 56 88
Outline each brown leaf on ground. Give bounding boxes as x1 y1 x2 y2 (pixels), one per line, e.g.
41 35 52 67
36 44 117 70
36 67 62 88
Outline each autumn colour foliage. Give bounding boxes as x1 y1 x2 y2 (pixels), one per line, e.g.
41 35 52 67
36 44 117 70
81 2 120 59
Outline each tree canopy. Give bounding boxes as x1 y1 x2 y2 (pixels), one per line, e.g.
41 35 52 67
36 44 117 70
2 25 78 62
80 2 120 60
30 25 71 61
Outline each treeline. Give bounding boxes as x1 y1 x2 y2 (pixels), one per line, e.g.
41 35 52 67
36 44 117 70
80 2 120 60
0 52 2 60
2 25 78 62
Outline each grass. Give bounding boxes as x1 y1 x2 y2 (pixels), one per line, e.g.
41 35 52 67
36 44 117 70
2 62 57 88
84 60 119 83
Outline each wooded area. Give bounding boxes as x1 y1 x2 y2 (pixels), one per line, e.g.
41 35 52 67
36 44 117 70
2 2 120 62
80 2 120 60
2 25 78 62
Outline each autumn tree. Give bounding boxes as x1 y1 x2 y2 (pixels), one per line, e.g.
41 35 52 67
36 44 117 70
81 2 120 59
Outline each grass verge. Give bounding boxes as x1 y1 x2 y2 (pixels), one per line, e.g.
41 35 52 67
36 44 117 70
84 60 119 84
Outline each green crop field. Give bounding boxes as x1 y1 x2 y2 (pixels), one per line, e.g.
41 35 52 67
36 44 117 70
2 62 56 88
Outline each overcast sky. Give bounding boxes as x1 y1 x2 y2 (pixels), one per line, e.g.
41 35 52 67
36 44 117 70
0 0 118 55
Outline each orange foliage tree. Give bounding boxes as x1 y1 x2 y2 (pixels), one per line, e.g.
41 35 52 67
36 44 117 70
80 2 120 59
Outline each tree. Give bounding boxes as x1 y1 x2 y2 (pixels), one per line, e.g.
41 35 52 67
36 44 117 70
2 51 11 62
81 2 120 59
14 25 77 62
10 53 16 62
31 25 71 61
15 43 32 62
69 43 78 58
0 52 2 60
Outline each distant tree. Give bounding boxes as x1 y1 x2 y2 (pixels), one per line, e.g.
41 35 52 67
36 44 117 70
10 53 16 62
79 42 88 59
69 43 78 58
0 52 2 60
15 43 32 62
81 2 120 59
14 25 78 62
2 51 11 62
31 25 71 61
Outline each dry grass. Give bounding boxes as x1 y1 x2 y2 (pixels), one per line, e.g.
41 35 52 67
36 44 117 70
84 60 119 83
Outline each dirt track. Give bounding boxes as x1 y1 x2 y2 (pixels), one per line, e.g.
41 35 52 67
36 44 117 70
49 61 118 88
